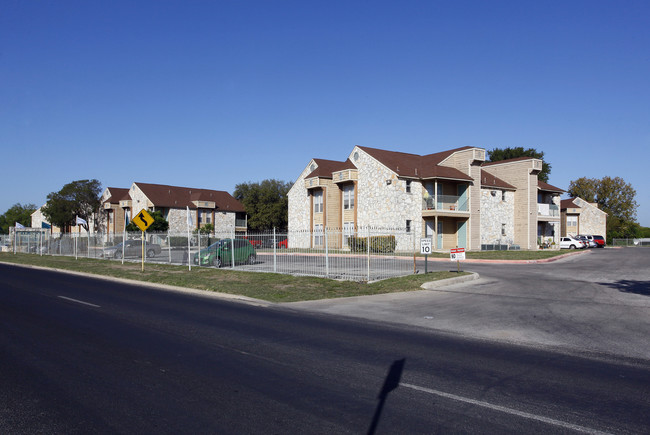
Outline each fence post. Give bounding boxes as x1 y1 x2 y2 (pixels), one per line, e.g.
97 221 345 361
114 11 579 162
168 229 172 264
273 227 277 273
231 231 235 269
367 226 371 282
325 228 329 278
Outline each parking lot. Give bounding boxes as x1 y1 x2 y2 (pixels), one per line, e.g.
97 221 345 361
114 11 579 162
285 248 650 362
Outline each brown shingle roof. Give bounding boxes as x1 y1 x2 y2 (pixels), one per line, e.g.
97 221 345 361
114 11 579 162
538 180 565 193
561 198 579 209
480 170 516 190
306 159 356 179
134 182 245 212
103 187 130 203
357 146 474 181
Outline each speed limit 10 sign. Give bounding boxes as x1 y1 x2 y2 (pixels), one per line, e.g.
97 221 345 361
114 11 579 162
420 238 433 255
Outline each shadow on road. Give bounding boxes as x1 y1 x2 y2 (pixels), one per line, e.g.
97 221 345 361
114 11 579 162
601 280 650 297
368 358 405 435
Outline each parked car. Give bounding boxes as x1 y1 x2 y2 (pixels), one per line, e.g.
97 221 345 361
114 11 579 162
244 237 264 248
576 235 598 248
103 239 161 259
192 238 256 267
593 235 606 248
560 236 586 249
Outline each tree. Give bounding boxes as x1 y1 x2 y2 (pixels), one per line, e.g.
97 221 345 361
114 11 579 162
487 147 552 182
41 179 102 232
126 210 169 232
568 176 639 239
568 176 638 222
0 203 37 234
234 179 291 231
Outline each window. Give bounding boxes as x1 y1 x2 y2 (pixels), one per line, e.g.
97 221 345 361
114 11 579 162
501 223 506 236
502 191 507 202
313 191 323 213
406 220 412 233
313 224 323 246
343 185 354 210
406 180 412 193
199 210 210 224
567 215 578 227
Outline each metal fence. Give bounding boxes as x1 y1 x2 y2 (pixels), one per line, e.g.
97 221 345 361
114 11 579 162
612 238 650 247
7 228 423 282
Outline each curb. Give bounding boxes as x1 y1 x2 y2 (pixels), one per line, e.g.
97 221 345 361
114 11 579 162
416 249 590 264
0 261 272 307
421 272 480 289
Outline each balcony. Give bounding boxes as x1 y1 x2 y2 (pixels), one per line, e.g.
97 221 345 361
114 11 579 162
538 203 559 218
332 169 358 184
304 177 327 189
422 195 469 214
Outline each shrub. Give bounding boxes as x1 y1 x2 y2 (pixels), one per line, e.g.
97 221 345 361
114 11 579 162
348 235 396 253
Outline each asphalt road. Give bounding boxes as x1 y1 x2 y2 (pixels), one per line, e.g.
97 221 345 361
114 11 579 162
290 247 650 362
2 263 650 433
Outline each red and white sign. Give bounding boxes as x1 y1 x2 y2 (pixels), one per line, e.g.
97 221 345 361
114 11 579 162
450 247 466 261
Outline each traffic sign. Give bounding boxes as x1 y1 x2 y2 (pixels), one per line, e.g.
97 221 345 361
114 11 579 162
420 238 433 255
450 247 466 261
132 209 154 232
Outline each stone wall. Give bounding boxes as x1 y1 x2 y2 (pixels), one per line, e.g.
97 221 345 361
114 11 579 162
288 160 316 248
352 147 421 251
480 189 515 246
574 197 607 236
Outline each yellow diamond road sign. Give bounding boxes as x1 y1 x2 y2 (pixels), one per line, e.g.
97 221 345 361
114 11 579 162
132 209 154 232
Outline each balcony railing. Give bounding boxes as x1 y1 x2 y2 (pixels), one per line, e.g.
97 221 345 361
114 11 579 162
538 203 559 217
422 195 469 212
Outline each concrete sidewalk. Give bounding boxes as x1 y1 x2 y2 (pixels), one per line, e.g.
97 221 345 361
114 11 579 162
283 248 650 363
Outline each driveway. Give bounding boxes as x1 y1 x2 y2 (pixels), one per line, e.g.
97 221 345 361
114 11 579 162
284 248 650 362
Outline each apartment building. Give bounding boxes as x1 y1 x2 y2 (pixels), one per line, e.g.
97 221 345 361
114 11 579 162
288 145 564 251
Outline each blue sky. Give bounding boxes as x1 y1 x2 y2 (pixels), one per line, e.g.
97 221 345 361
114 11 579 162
2 0 649 225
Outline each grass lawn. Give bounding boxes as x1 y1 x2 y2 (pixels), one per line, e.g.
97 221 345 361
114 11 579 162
0 253 470 303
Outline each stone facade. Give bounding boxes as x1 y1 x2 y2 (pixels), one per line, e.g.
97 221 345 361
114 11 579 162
572 197 607 236
480 189 515 246
101 182 245 235
289 145 564 251
352 147 421 251
353 148 422 228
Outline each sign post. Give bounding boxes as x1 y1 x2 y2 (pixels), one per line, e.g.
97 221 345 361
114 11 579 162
420 237 432 274
132 209 154 271
450 247 465 273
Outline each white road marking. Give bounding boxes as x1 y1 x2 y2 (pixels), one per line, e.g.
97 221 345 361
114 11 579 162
401 382 611 434
57 296 100 308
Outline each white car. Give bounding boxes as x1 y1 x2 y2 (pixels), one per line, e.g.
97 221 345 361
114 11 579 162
560 236 586 249
577 234 598 248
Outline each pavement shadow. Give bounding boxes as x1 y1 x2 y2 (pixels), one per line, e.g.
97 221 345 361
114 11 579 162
601 280 650 297
367 358 405 435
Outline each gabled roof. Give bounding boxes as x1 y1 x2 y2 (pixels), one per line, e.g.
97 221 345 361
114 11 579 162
480 170 516 190
103 187 130 203
561 198 579 209
306 159 356 179
561 197 607 215
357 146 474 181
538 180 565 193
134 182 245 212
